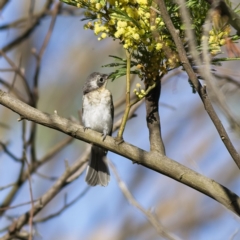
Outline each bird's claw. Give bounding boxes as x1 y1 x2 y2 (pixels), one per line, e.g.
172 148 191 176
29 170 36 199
84 127 91 132
101 133 107 141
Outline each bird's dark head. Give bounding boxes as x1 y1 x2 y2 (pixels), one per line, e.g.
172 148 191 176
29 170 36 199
83 72 109 95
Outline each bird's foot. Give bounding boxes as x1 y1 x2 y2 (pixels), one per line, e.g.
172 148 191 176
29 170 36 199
101 133 107 141
83 127 91 132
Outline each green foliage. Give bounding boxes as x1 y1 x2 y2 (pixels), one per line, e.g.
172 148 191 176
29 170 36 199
60 0 239 83
103 55 140 81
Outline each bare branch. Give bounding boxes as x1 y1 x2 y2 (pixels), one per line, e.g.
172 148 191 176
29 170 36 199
1 89 240 216
21 120 34 240
109 160 180 240
1 149 89 239
32 1 61 106
0 183 15 191
0 50 33 102
0 77 25 101
27 1 61 165
0 137 73 212
34 187 89 223
0 142 22 162
0 0 9 11
0 0 54 54
0 200 39 212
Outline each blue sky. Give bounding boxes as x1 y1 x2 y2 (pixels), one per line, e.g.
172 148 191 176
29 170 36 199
1 1 240 239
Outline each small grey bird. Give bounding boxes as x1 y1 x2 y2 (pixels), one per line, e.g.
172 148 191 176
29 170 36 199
82 72 114 186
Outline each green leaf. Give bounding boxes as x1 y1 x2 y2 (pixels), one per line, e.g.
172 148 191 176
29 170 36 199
102 63 126 67
108 55 126 61
108 70 140 81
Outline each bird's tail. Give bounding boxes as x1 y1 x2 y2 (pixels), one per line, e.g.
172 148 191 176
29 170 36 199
85 145 110 186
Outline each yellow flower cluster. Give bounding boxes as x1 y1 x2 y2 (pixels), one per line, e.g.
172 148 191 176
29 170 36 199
208 25 231 55
81 0 182 79
133 83 146 98
82 0 175 53
63 0 214 81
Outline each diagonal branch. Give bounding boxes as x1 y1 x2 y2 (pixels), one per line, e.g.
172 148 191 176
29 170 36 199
0 0 9 11
1 89 240 217
109 160 180 240
154 0 240 169
0 137 73 212
32 1 61 106
34 187 89 223
0 0 53 55
1 149 90 240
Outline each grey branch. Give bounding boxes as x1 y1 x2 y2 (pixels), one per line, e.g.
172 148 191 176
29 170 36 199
1 146 89 240
109 160 180 240
0 89 240 217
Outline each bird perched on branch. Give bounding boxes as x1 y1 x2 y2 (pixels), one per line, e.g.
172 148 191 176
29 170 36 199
82 72 114 186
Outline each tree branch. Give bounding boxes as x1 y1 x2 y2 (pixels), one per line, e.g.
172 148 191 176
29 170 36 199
0 0 9 11
1 149 89 240
0 137 73 211
109 160 179 240
0 0 53 55
1 89 240 217
145 76 165 154
34 187 89 223
154 0 240 169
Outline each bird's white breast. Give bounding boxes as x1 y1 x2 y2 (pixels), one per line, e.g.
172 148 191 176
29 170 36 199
82 88 113 135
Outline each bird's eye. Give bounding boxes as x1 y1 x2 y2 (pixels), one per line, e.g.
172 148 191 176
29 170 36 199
99 77 104 83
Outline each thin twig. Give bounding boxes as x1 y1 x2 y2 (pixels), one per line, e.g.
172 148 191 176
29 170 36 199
0 199 38 211
0 142 22 162
35 171 58 181
0 137 73 213
21 120 34 240
34 187 89 223
27 2 61 166
0 0 53 54
9 54 22 95
32 1 61 107
109 160 181 240
0 13 44 30
0 77 26 101
28 0 35 17
1 149 89 239
0 183 15 191
0 50 33 102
